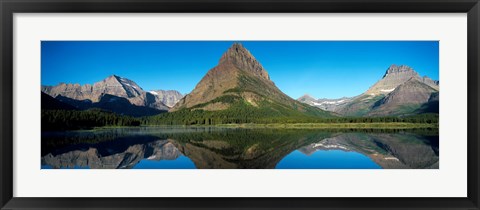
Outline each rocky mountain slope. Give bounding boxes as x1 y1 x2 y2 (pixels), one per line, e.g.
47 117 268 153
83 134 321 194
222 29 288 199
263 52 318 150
42 75 183 116
298 94 353 112
298 64 439 116
369 78 438 116
42 75 149 105
148 90 183 108
171 43 333 118
365 65 438 95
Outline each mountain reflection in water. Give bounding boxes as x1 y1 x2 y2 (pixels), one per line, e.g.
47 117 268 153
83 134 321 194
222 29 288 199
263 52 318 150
41 127 439 169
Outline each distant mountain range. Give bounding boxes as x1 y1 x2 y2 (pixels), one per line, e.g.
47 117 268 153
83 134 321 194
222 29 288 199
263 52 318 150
298 95 353 113
42 76 183 117
42 43 439 119
298 64 439 116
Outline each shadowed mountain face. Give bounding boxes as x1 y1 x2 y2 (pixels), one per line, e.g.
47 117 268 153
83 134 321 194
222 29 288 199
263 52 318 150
42 75 148 105
369 79 438 116
49 94 165 117
148 90 183 108
41 127 438 169
298 64 439 117
41 92 77 110
171 43 334 118
416 92 439 113
42 75 184 116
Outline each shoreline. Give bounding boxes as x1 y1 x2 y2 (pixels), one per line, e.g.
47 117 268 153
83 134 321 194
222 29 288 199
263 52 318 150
142 122 438 129
42 122 439 132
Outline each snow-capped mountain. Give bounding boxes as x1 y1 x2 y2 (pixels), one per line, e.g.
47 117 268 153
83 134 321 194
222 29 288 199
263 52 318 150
297 94 352 112
148 90 183 108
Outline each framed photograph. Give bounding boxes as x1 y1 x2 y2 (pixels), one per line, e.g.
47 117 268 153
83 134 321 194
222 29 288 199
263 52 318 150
1 0 479 209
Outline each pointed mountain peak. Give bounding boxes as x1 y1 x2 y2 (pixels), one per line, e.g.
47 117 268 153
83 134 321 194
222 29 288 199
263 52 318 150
386 76 436 94
219 43 249 62
106 74 132 83
218 42 270 80
231 42 246 50
224 42 250 56
298 94 316 100
105 74 122 82
100 75 144 95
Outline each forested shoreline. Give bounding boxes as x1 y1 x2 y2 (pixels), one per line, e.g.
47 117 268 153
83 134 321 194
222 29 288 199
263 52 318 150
143 108 438 125
41 108 438 131
42 109 141 131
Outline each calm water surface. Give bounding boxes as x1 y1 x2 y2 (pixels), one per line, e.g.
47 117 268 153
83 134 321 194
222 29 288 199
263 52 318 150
41 127 439 169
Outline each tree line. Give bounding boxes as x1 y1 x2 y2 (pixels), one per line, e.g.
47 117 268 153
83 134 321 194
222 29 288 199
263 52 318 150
42 106 438 130
42 109 141 131
143 108 439 125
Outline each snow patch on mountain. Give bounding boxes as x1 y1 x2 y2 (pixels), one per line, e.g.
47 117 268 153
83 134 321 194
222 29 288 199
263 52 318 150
380 88 395 93
297 94 353 112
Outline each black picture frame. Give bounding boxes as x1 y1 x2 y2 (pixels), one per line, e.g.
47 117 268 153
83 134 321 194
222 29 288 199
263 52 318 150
1 0 479 209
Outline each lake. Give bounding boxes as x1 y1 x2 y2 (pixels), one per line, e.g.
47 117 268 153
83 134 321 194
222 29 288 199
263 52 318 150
41 127 439 169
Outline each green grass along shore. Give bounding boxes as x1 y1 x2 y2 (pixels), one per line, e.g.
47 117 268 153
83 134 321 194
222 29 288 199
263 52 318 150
144 122 438 129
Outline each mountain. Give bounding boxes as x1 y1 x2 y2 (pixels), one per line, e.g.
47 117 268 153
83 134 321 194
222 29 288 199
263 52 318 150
170 43 334 119
43 75 140 103
148 90 183 108
365 65 438 95
49 94 164 117
297 94 353 112
41 75 184 117
369 78 438 116
297 94 317 105
421 76 439 89
42 75 169 111
342 65 439 116
299 64 439 116
416 92 439 114
41 92 77 110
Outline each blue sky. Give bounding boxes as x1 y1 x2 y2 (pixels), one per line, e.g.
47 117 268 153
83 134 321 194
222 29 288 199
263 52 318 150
41 41 439 99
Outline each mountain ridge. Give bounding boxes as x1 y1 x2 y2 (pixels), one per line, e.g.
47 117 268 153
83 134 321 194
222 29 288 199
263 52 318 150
298 64 439 116
42 75 183 116
42 44 438 120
